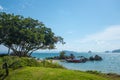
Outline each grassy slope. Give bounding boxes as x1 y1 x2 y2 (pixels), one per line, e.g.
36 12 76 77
1 56 120 80
6 67 109 80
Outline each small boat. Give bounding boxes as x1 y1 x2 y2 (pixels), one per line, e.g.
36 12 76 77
66 59 83 63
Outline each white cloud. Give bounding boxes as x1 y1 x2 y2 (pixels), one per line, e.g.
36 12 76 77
0 5 3 10
78 25 120 51
80 25 120 43
55 25 120 52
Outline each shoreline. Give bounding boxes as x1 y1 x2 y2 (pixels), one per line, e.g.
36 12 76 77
37 59 120 75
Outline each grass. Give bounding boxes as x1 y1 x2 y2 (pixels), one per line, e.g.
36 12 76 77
6 67 109 80
0 56 64 80
86 70 120 80
0 56 120 80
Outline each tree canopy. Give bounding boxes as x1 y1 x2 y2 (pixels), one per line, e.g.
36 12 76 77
0 12 64 57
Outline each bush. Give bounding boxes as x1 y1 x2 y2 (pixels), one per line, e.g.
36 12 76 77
21 58 41 67
0 54 8 57
0 56 41 70
42 60 65 68
0 64 5 79
86 70 101 75
0 56 64 70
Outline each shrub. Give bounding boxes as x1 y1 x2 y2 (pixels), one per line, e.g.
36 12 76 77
0 56 64 70
41 60 65 69
0 54 8 57
86 70 101 75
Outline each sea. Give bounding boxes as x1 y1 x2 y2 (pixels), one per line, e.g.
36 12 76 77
32 52 120 74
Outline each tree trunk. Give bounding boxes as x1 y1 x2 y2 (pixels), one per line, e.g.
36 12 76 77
7 48 10 55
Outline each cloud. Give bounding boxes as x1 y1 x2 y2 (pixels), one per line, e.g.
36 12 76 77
0 5 3 10
80 25 120 43
77 25 120 51
55 25 120 52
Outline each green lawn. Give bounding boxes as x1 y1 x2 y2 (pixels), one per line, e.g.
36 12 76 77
6 67 108 80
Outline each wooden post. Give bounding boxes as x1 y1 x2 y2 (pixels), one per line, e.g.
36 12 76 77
2 62 9 76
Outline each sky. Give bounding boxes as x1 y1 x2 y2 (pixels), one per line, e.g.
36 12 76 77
0 0 120 52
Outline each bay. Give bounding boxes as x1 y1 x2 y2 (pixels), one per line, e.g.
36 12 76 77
32 52 120 74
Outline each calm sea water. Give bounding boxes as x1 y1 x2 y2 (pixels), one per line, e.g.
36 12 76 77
32 52 120 74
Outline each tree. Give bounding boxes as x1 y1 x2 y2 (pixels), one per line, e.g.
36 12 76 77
70 53 75 59
59 51 66 59
0 12 65 57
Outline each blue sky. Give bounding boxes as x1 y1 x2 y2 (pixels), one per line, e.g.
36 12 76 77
0 0 120 52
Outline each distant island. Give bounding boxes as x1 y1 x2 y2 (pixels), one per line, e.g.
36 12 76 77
112 49 120 53
105 49 120 53
105 51 110 53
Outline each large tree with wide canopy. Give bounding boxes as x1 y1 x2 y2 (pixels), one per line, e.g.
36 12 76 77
0 12 64 57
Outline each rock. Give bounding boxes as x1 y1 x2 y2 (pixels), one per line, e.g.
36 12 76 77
89 55 102 61
89 56 94 61
94 55 102 60
88 51 92 53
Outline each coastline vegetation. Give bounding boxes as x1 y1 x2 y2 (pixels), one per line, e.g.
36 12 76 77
0 55 120 80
